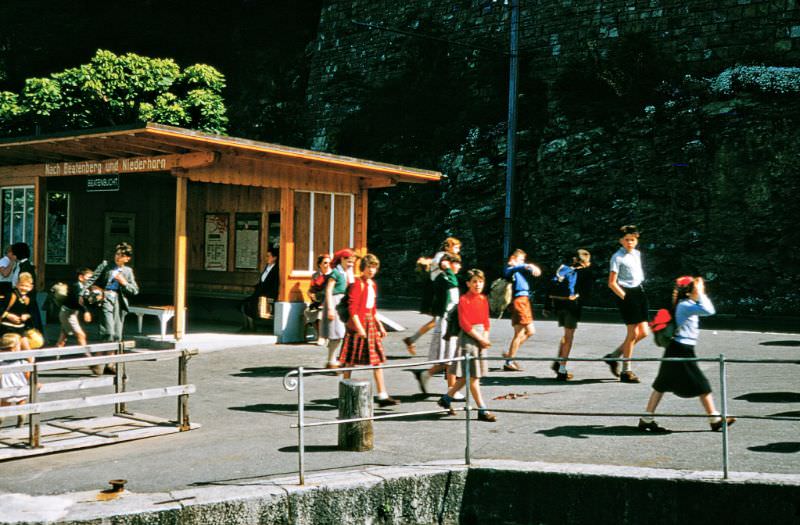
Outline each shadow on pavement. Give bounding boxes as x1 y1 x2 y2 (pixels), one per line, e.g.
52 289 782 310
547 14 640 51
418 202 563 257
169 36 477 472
279 444 340 453
481 376 615 387
768 410 800 418
535 424 685 439
230 398 337 414
734 392 800 403
231 366 298 378
747 442 800 453
758 340 800 347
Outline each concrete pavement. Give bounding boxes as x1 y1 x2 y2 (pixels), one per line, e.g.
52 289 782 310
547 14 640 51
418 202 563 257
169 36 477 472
0 308 798 497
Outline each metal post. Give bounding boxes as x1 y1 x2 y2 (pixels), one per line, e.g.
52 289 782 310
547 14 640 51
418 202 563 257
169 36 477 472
502 0 520 260
178 352 190 431
719 354 729 479
298 367 305 485
28 364 40 448
464 354 472 466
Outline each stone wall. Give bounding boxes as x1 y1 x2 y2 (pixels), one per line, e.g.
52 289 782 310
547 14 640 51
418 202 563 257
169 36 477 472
307 0 800 149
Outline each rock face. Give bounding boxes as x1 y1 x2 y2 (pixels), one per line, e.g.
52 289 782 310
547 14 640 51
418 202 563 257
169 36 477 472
303 1 800 315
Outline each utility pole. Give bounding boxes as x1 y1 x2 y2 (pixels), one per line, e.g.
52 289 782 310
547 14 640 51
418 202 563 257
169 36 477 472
502 0 520 260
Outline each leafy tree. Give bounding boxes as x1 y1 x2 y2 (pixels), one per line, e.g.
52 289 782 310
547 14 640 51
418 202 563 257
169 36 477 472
0 49 228 135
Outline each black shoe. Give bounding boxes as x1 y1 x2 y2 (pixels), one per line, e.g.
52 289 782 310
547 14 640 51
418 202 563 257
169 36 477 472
604 353 621 377
409 369 428 394
710 417 736 432
638 419 669 433
551 361 559 374
376 396 400 407
437 397 456 416
620 370 640 383
556 370 574 381
477 411 497 422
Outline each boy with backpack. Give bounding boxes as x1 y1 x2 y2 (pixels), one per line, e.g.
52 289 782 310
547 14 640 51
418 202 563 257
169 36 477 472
502 249 541 371
546 249 594 380
56 267 100 374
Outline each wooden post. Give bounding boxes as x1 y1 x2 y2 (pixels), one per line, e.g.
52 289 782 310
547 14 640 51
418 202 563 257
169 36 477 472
177 351 190 431
173 172 188 340
337 379 373 451
114 341 127 415
278 188 294 303
34 177 47 286
28 364 40 448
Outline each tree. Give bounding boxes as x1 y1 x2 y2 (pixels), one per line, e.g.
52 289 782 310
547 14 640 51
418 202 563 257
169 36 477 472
0 49 228 136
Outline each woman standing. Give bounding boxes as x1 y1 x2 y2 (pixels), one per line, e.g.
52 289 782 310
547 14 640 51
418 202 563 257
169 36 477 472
321 248 356 368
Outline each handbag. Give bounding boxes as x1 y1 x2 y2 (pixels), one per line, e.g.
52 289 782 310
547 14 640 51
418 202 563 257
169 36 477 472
258 296 273 319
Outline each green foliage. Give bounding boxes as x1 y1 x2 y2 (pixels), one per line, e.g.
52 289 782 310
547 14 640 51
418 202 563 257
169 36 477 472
0 49 228 135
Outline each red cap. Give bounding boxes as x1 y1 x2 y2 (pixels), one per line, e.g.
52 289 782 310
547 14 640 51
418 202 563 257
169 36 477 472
675 276 694 287
332 248 355 266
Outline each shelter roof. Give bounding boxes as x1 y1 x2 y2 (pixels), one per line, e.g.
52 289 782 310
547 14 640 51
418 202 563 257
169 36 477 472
0 122 441 185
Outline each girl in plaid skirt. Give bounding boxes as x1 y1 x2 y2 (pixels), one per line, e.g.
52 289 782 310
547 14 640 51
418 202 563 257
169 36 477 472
339 254 399 407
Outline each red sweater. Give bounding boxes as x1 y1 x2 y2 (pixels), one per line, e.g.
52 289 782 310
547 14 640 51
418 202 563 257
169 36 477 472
458 291 490 333
347 278 377 320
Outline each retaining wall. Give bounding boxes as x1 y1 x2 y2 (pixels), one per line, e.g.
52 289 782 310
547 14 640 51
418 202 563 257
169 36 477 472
2 461 798 524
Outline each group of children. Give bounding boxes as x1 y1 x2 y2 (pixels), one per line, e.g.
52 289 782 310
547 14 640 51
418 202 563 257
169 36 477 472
339 225 733 432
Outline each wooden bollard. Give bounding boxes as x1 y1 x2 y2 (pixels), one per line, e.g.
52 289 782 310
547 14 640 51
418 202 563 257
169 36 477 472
337 379 374 451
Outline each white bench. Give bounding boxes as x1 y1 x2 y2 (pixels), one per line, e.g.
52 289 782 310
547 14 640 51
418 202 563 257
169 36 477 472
125 306 184 340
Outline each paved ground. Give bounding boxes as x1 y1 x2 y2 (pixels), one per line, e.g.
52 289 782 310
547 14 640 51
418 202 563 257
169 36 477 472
0 308 798 496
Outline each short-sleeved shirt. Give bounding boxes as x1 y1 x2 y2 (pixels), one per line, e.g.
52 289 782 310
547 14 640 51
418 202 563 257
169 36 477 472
609 248 644 288
330 266 349 295
0 256 13 283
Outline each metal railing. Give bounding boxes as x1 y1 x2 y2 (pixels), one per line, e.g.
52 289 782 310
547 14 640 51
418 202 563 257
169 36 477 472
283 354 800 485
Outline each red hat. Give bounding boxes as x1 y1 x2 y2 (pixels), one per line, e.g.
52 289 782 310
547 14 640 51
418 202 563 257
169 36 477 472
332 248 355 266
675 276 694 287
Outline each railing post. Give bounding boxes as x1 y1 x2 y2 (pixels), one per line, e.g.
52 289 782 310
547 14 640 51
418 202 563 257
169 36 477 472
28 364 40 448
719 354 729 479
114 341 127 415
464 354 471 466
298 367 305 485
178 351 190 431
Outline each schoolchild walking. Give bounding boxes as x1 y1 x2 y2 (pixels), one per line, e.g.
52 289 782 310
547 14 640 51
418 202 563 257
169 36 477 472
404 237 462 355
437 269 496 422
56 267 100 375
547 249 594 381
638 276 736 433
321 248 356 368
96 242 139 345
411 253 462 395
606 225 648 383
338 254 400 407
0 333 32 428
503 249 541 371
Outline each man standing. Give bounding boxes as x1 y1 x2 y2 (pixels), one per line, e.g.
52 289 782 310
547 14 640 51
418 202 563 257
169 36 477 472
241 247 279 332
502 249 541 371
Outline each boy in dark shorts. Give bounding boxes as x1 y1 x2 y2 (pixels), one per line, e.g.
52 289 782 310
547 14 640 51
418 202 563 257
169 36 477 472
606 225 649 383
548 249 594 381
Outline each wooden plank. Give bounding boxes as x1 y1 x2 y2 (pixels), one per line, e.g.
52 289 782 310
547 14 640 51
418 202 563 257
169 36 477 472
0 341 132 363
34 176 45 283
355 189 369 254
0 415 200 461
0 376 113 398
0 348 194 374
293 191 311 271
0 384 196 417
173 173 188 340
279 188 294 302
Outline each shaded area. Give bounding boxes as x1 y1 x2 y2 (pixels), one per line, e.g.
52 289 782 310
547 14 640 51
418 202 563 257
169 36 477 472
734 392 800 403
768 410 800 418
231 366 337 379
535 424 668 439
279 444 340 453
229 398 337 414
481 376 615 387
758 340 800 347
747 442 800 454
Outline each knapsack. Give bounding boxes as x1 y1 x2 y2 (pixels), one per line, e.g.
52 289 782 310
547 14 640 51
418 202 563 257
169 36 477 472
488 277 512 318
649 308 676 348
335 280 364 324
442 306 461 340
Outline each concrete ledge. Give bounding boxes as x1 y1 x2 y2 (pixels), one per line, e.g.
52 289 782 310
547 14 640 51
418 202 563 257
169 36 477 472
1 460 798 524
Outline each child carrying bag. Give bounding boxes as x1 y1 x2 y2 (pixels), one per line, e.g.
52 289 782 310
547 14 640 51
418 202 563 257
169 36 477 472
649 308 676 348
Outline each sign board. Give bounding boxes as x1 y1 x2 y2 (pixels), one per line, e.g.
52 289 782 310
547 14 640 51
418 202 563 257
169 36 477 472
235 213 261 270
204 213 229 271
87 175 120 192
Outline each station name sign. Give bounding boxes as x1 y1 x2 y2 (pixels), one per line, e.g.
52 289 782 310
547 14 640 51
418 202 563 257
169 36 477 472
87 174 120 192
45 156 169 176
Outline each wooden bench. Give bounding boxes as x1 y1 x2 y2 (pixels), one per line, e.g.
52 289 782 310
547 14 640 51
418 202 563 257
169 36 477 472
125 305 185 339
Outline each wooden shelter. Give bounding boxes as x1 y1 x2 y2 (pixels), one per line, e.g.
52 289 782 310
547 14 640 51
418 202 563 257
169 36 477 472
0 123 440 342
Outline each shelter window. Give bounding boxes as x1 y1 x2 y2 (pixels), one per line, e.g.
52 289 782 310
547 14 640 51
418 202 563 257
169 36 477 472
46 192 70 265
294 191 354 272
1 186 35 248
